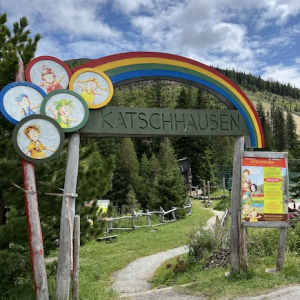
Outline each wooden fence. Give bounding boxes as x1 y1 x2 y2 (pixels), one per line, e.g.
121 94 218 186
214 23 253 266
190 178 228 206
106 204 192 232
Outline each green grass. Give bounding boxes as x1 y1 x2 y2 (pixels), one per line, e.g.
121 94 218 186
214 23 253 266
50 199 213 300
151 224 300 300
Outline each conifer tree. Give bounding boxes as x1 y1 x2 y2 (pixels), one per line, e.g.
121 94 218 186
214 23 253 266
286 111 298 152
107 138 141 210
272 106 286 151
137 154 159 210
149 138 188 218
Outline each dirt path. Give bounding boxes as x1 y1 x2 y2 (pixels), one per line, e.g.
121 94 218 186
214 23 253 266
113 210 223 300
112 209 300 300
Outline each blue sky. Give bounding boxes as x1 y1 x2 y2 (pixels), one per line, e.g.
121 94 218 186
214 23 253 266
2 0 300 88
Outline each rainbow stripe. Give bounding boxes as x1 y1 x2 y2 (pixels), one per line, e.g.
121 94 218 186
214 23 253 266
73 52 264 148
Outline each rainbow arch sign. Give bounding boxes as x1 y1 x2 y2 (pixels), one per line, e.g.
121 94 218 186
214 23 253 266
73 52 264 148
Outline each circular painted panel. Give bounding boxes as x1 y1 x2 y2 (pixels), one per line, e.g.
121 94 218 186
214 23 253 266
0 82 46 124
69 68 113 109
25 56 72 94
41 89 89 132
12 115 65 164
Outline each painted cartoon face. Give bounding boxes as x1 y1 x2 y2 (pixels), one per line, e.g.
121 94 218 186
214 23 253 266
59 105 71 117
19 96 30 108
243 204 250 212
28 129 39 141
44 73 55 83
243 170 250 178
86 80 97 91
243 181 250 190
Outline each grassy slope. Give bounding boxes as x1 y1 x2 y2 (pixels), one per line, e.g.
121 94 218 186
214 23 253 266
245 91 300 135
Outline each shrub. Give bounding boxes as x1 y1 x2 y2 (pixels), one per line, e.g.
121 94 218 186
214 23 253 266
187 225 230 267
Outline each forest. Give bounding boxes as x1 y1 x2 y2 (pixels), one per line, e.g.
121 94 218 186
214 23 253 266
1 13 300 295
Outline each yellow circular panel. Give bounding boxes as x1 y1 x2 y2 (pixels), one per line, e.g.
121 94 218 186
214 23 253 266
69 68 114 109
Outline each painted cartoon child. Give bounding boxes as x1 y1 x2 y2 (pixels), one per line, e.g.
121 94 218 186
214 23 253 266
77 77 108 105
15 94 39 119
24 124 56 159
38 65 64 93
242 169 251 199
247 208 262 222
48 98 78 128
242 202 251 219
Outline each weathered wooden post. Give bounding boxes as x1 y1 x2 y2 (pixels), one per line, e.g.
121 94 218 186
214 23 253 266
56 132 80 300
146 210 150 226
207 181 211 206
22 159 50 300
203 179 206 199
160 207 165 223
230 136 244 273
131 210 136 230
223 177 226 197
171 208 176 220
277 227 288 271
72 215 80 300
15 52 49 300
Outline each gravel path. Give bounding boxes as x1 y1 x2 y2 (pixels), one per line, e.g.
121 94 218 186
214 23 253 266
112 209 300 300
112 210 223 299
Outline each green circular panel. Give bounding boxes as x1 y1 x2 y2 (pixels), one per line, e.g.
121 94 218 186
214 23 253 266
12 115 65 164
41 89 89 132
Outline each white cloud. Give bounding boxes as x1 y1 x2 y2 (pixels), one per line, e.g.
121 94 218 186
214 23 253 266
2 0 300 87
261 65 300 87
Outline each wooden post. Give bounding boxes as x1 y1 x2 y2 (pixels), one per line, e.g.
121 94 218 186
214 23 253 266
22 159 49 300
146 210 150 226
207 181 211 206
171 208 176 220
276 227 287 271
230 136 244 273
72 215 80 300
131 211 135 230
160 207 165 223
238 210 248 271
56 132 80 300
203 180 206 198
16 53 49 300
223 177 226 196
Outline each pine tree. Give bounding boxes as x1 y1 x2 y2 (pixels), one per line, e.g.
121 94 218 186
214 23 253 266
137 154 159 210
286 111 298 152
107 138 141 211
176 87 189 109
0 13 41 89
255 102 273 150
272 106 286 151
149 138 188 218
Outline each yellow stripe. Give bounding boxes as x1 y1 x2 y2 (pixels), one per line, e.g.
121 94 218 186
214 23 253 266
94 57 262 147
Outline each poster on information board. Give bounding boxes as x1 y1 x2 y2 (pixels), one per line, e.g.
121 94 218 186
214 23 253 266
241 151 289 227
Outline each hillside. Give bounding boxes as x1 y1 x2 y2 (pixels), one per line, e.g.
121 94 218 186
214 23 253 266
245 91 300 135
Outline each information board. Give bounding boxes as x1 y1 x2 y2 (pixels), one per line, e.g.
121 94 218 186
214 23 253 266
241 151 289 227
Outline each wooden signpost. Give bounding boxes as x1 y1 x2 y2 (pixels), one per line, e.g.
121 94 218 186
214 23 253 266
240 151 289 271
15 53 49 300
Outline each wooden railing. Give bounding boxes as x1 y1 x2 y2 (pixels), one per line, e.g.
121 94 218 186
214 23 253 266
106 204 192 232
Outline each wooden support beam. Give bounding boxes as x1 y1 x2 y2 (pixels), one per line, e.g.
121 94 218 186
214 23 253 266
56 132 80 300
22 159 49 300
72 215 80 300
230 136 244 273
